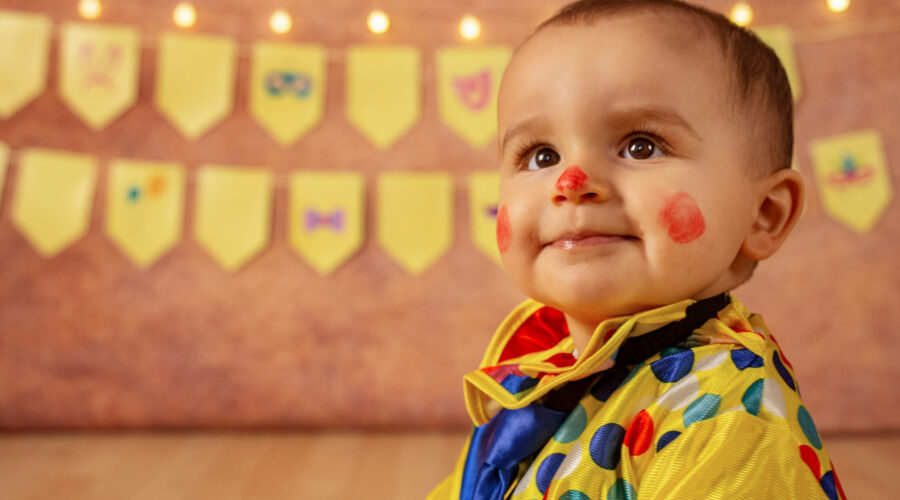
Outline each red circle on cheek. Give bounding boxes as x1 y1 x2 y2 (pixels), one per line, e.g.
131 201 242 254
496 205 511 253
658 192 706 244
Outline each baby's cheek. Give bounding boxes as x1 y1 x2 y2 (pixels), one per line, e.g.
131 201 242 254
496 205 511 253
658 192 706 244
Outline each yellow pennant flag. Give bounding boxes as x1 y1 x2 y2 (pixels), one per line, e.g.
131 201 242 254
0 141 8 205
11 148 97 257
155 32 237 140
250 42 326 146
468 171 501 264
194 165 273 272
377 172 453 274
753 25 802 101
346 46 421 149
289 171 364 275
59 22 140 130
0 10 51 118
809 129 892 233
105 158 185 268
437 46 511 148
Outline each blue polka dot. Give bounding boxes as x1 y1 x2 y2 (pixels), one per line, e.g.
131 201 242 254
742 379 764 416
683 393 721 428
773 351 796 391
591 367 629 402
656 430 681 452
606 478 636 500
730 348 763 370
797 406 823 449
590 423 625 470
820 471 838 500
555 404 588 443
650 350 693 383
560 491 591 500
536 453 566 494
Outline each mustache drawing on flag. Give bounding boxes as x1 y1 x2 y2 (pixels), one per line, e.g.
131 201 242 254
304 208 345 232
265 71 313 98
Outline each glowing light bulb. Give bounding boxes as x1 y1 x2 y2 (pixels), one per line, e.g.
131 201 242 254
270 9 292 34
78 0 102 20
173 2 197 28
827 0 850 12
729 2 754 27
459 15 481 40
367 10 390 34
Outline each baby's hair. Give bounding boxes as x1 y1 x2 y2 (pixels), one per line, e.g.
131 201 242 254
533 0 794 178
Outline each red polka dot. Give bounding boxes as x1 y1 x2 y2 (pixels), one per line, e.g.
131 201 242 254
623 410 654 456
799 444 820 479
830 461 847 500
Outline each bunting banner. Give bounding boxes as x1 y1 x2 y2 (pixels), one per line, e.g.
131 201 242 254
250 42 326 146
468 170 501 264
155 32 237 140
436 46 511 148
105 158 186 268
0 10 51 118
346 46 421 149
194 165 273 271
808 129 892 233
753 25 802 101
11 148 97 257
0 141 8 206
289 171 364 275
58 22 141 130
377 172 452 274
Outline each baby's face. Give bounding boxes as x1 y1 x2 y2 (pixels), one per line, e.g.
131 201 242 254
497 13 768 323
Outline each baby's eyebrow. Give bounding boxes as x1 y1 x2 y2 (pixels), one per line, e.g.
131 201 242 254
500 117 542 153
609 105 701 140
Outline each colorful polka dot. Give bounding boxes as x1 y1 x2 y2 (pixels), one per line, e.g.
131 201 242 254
799 444 820 478
773 350 796 391
820 471 839 500
656 374 699 411
536 453 566 494
761 378 787 418
590 367 629 402
692 350 728 372
797 405 823 449
589 423 625 470
560 491 591 500
623 410 654 456
622 361 646 385
683 393 721 428
511 460 534 497
554 443 583 481
606 478 636 500
741 379 764 416
730 348 763 370
650 350 694 382
554 404 588 443
656 430 681 452
830 461 847 500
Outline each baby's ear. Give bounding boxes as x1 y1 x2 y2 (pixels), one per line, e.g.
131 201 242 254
740 168 805 261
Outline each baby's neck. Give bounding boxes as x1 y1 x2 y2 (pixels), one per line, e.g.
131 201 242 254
564 314 609 357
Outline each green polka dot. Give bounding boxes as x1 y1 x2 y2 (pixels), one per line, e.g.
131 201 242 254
797 405 822 449
560 491 591 500
659 346 685 357
742 379 764 416
683 393 721 428
606 478 636 500
554 404 588 443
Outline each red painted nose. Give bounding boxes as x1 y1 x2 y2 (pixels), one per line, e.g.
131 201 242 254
555 166 588 192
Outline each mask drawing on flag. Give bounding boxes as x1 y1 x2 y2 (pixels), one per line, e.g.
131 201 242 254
265 71 313 98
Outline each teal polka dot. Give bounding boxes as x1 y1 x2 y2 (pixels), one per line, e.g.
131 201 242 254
797 405 823 449
606 478 636 500
554 404 588 443
683 393 721 428
560 491 591 500
742 379 764 416
622 361 645 384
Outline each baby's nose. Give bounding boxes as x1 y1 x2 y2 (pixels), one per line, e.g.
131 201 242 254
552 165 600 204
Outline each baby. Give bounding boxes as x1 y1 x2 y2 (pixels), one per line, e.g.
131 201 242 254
429 1 844 499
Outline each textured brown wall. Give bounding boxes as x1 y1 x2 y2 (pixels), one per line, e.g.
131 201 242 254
0 0 897 431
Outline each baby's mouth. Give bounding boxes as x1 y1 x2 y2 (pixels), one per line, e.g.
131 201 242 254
546 232 636 249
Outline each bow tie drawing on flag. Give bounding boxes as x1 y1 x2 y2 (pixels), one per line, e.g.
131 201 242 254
305 208 345 232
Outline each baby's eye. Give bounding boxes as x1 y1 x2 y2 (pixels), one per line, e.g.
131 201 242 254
621 137 664 160
527 147 561 170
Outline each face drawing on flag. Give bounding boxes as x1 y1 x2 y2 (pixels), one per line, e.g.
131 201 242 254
452 69 491 111
265 70 313 98
304 207 345 232
828 153 874 190
77 40 124 90
126 174 167 202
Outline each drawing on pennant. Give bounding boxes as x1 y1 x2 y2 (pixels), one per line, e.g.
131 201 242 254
126 175 167 203
485 204 499 218
452 69 491 111
304 208 345 232
78 41 123 89
827 153 874 190
658 192 705 244
265 71 313 98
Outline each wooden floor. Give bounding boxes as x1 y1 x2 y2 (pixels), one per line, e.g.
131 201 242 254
0 431 894 499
